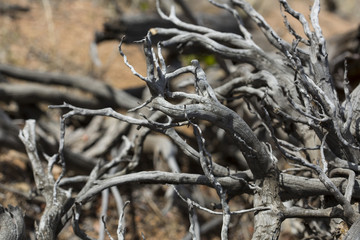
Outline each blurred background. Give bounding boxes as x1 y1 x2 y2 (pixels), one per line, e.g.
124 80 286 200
1 0 359 89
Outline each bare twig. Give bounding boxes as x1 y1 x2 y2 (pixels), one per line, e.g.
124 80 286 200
19 120 71 240
117 201 130 240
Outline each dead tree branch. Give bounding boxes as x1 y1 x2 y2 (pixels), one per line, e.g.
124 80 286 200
4 0 360 239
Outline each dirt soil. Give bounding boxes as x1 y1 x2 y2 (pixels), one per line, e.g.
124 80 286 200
0 0 359 239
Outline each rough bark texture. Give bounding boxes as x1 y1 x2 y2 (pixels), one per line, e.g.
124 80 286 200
0 205 26 240
252 176 283 239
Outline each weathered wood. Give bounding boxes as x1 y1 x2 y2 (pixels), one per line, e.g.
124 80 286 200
0 205 26 240
95 12 241 44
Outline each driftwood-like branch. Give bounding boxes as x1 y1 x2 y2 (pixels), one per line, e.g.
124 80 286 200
0 64 140 109
0 204 26 240
95 10 240 44
0 2 29 17
19 120 71 240
3 0 360 239
193 124 231 239
72 170 360 205
0 82 103 108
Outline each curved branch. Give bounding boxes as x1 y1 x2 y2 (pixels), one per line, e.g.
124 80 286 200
75 171 249 204
151 97 273 179
0 64 140 109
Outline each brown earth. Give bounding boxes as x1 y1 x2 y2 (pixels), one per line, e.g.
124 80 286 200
0 0 146 89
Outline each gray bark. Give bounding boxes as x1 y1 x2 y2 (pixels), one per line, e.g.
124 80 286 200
0 205 26 240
